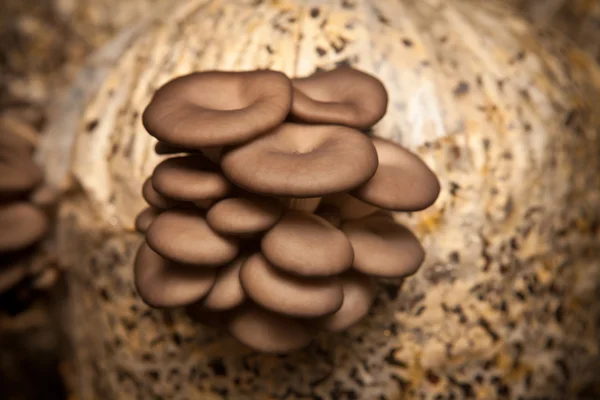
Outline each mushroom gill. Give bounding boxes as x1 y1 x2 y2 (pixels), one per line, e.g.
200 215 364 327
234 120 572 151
132 67 441 353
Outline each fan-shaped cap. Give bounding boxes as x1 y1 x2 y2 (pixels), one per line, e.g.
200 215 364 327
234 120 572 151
145 209 239 266
134 207 161 233
239 253 343 318
341 213 424 278
142 177 180 209
152 154 232 202
0 202 48 253
207 196 283 236
228 304 312 353
261 210 353 277
221 123 378 197
314 272 378 332
290 67 388 129
198 255 248 311
142 70 293 148
134 243 216 308
0 153 43 197
351 138 440 211
322 193 379 221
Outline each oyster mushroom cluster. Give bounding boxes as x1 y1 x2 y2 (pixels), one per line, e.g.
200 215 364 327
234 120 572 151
0 113 50 296
134 67 440 353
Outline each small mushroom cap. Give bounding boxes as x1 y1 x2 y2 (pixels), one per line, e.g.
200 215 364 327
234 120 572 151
145 209 239 266
341 213 425 278
152 155 232 202
351 138 441 211
221 123 378 197
322 193 379 221
0 202 48 253
290 67 388 129
142 177 179 209
207 196 283 236
228 304 312 353
313 272 378 332
0 263 27 293
0 153 43 197
134 243 216 308
239 253 344 318
198 255 248 311
261 210 353 277
134 207 161 233
142 70 293 148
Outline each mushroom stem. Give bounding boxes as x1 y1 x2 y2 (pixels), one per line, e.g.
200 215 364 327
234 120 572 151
281 197 321 213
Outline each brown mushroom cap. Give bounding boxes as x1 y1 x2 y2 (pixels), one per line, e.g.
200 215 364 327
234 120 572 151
221 123 378 197
199 255 248 311
261 210 353 277
322 193 379 221
0 263 27 293
134 207 161 233
239 253 343 318
0 153 43 197
145 209 239 266
0 202 48 253
351 138 440 211
313 272 378 332
341 213 425 278
142 70 293 148
206 196 283 236
152 154 232 202
142 177 180 209
134 243 216 308
290 67 388 129
228 304 312 353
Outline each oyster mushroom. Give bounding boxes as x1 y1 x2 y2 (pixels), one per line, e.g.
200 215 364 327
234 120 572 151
141 177 180 209
197 254 248 311
0 202 48 254
227 303 312 353
239 253 344 318
341 212 424 278
261 209 353 277
206 196 284 236
290 67 388 130
151 154 232 204
134 243 216 308
145 209 239 266
314 271 378 332
142 70 293 148
134 207 161 233
220 123 378 198
351 138 440 211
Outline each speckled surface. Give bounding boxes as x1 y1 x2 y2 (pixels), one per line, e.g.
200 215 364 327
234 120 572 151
38 0 600 399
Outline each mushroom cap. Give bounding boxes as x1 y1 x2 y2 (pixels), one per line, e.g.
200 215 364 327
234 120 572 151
152 155 232 202
351 138 441 211
0 263 27 293
145 209 239 266
142 70 293 148
313 272 378 332
227 304 312 353
261 210 353 277
134 243 216 308
0 202 48 253
134 207 161 233
206 196 283 236
221 123 378 197
239 253 344 318
322 193 379 221
0 152 43 197
199 255 248 311
341 213 425 278
290 67 388 129
141 177 180 209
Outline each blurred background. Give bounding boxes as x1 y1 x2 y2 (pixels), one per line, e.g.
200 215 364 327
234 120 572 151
0 0 599 399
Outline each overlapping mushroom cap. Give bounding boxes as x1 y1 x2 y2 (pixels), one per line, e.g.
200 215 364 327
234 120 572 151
0 113 51 296
133 67 441 353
